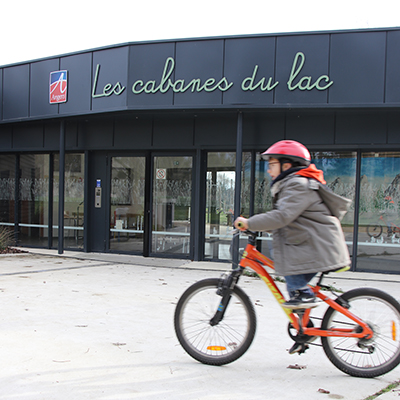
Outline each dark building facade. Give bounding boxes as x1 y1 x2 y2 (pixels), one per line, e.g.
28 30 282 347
1 28 400 272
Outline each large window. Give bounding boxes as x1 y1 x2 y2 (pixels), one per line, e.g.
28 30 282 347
357 152 400 272
18 154 50 247
0 155 16 243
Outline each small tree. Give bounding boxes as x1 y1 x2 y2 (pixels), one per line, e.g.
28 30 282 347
0 227 13 251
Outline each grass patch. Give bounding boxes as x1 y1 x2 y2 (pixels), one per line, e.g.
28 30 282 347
363 380 400 400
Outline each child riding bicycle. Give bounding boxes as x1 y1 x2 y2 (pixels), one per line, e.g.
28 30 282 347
234 140 351 312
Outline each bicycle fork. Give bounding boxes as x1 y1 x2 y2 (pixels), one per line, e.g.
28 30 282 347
209 268 244 326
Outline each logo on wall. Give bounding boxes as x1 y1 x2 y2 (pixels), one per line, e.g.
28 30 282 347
49 70 68 104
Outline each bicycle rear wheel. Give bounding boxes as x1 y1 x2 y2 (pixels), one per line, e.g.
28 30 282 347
174 278 256 366
321 288 400 378
367 224 382 238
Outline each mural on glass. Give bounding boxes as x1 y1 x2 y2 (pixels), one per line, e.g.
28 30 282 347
152 156 192 255
357 152 400 272
312 151 357 245
110 157 146 253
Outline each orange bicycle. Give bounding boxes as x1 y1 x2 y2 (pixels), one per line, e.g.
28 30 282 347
174 230 400 378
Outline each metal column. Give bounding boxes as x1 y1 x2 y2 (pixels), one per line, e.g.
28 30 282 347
232 112 243 266
58 121 65 254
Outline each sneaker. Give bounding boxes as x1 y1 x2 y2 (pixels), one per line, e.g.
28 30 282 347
282 290 318 310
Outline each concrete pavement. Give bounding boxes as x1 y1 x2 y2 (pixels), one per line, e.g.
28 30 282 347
0 248 399 399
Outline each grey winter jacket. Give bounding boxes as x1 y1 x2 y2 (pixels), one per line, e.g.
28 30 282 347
247 173 351 276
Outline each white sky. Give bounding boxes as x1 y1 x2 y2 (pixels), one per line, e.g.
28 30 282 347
0 0 399 66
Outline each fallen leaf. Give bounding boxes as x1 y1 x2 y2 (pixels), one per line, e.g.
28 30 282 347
287 364 307 369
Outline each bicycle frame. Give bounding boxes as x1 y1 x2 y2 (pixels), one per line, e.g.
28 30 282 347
379 215 400 234
238 235 373 340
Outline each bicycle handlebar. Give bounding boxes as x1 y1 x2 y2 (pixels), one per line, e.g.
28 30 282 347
232 227 258 239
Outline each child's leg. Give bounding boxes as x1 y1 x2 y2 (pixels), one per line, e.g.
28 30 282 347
284 273 316 297
282 273 317 309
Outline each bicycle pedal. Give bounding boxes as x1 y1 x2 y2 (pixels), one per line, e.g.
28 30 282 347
282 302 320 310
288 342 309 355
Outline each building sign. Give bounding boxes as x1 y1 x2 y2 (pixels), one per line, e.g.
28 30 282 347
50 70 68 104
91 52 334 100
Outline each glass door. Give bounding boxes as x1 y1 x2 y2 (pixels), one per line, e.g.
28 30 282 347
53 153 85 250
110 156 146 253
152 156 193 256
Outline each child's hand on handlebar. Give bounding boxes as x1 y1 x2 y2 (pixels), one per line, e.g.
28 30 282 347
234 217 249 231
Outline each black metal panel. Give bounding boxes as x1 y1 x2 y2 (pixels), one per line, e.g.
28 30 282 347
386 31 400 103
0 69 3 121
60 53 92 115
0 125 12 149
388 112 400 144
153 116 194 149
329 32 386 104
243 112 285 148
92 47 129 112
275 34 330 105
80 118 113 149
44 121 60 150
30 59 60 117
223 37 276 105
335 112 387 144
13 123 44 149
87 151 108 252
128 43 175 107
3 64 30 120
286 112 335 144
65 121 79 149
114 115 152 149
173 40 224 106
194 113 236 146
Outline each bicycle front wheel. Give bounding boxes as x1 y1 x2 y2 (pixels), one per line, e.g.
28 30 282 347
174 278 256 366
321 288 400 378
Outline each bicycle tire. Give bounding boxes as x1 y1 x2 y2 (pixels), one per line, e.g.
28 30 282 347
367 224 383 238
174 278 256 366
321 288 400 378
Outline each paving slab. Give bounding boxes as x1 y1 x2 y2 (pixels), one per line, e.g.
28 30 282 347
0 250 399 399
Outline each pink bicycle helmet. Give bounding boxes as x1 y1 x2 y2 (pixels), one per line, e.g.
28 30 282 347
262 140 311 166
